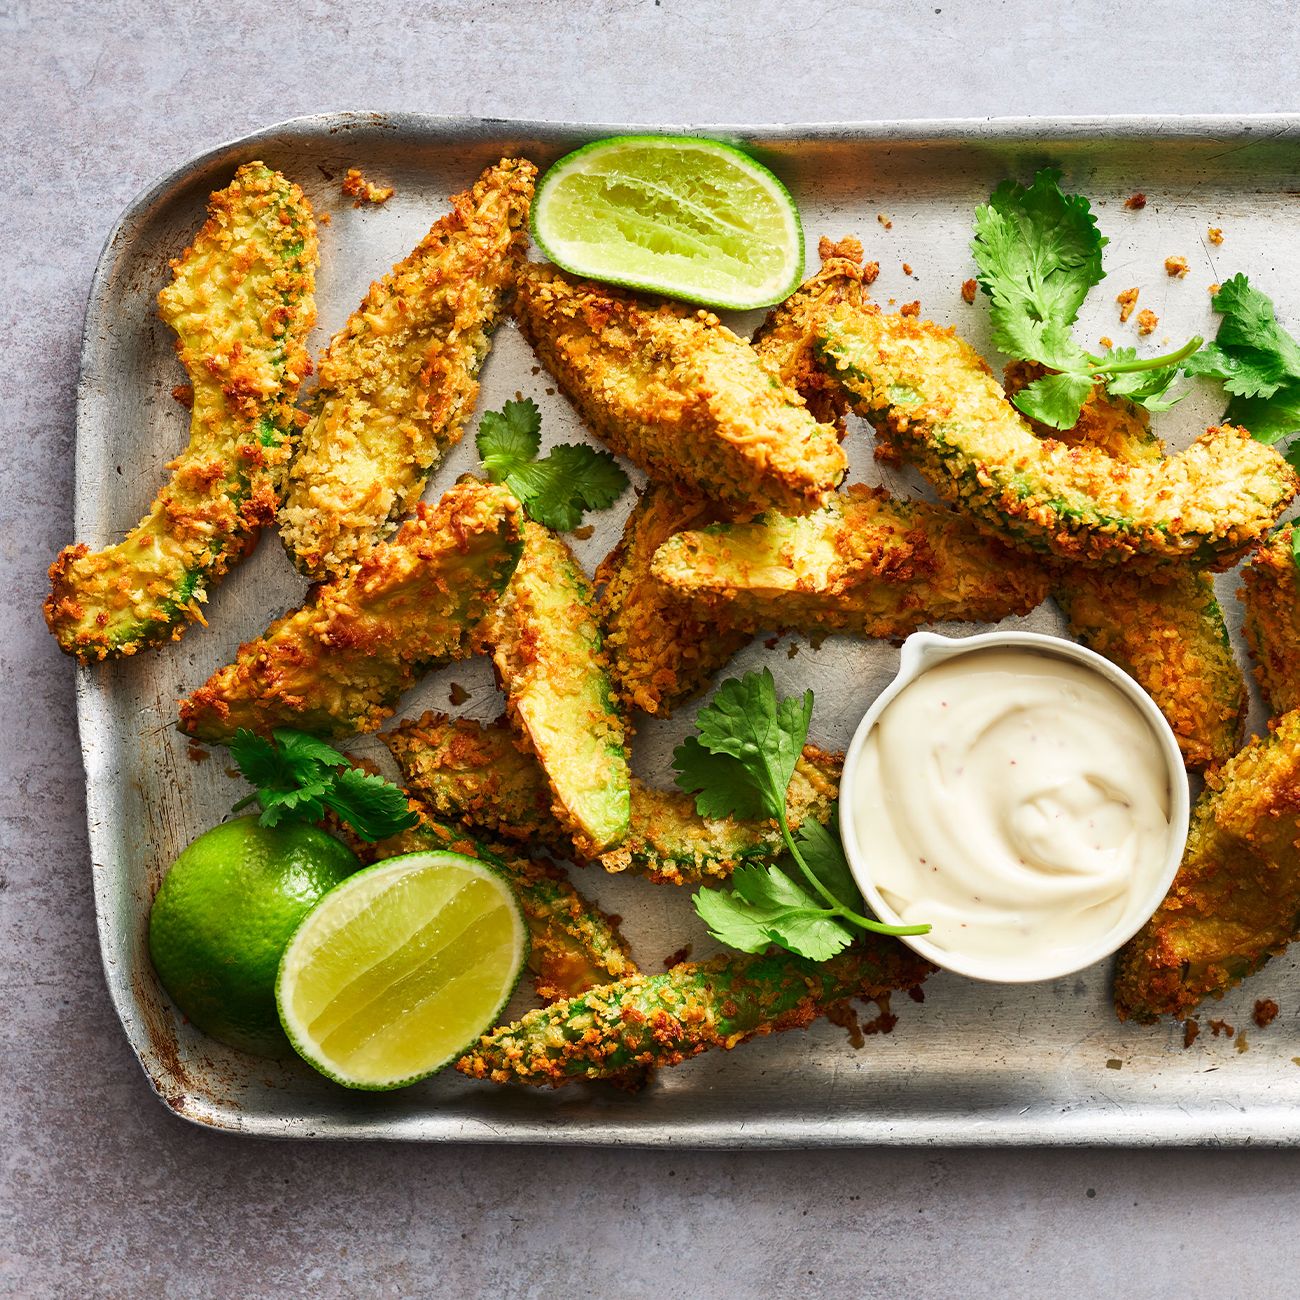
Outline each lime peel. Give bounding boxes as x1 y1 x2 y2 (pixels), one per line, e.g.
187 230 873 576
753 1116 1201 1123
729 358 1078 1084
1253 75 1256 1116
275 851 528 1090
532 134 804 311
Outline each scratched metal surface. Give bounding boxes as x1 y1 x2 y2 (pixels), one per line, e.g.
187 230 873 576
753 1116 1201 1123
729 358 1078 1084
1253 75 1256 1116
76 112 1300 1144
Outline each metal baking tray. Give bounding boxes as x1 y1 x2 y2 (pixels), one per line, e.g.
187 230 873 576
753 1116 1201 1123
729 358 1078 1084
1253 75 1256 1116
77 111 1300 1144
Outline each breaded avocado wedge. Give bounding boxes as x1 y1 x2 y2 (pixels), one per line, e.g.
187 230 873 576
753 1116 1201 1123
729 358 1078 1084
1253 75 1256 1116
648 484 1050 637
178 481 523 741
384 711 841 886
815 304 1298 568
46 163 318 660
514 262 847 518
475 520 630 856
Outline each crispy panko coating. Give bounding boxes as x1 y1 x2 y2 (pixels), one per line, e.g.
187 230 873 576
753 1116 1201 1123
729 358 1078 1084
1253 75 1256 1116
751 241 866 432
280 159 535 579
1000 361 1247 770
1002 359 1165 463
1055 567 1245 771
45 163 318 661
1241 524 1300 718
384 711 840 885
1115 709 1300 1023
331 787 637 1003
595 484 749 717
457 939 932 1087
475 521 630 855
178 481 523 742
815 303 1298 567
648 483 1050 638
513 262 847 518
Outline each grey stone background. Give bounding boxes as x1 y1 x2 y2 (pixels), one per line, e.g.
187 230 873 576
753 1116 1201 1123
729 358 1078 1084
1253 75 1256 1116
5 1 1300 1295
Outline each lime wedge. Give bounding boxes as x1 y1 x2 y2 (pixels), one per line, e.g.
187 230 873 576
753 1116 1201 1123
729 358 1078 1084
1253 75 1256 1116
276 851 527 1089
532 134 804 310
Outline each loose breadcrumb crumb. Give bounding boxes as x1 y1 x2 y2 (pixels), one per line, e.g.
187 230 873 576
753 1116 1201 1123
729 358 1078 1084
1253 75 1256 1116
901 262 913 276
862 261 881 286
1116 286 1140 322
960 278 977 304
342 168 395 207
818 235 864 261
1236 1031 1250 1054
1253 998 1280 1029
899 299 921 317
1183 1018 1200 1048
1208 1018 1234 1038
1165 255 1189 278
171 384 194 409
318 211 332 226
1209 282 1221 296
876 213 892 230
447 682 470 706
1136 308 1159 336
1124 192 1147 210
1098 335 1113 349
1208 226 1224 245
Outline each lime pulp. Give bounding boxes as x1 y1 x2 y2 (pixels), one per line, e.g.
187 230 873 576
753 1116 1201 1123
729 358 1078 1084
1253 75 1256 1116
275 851 528 1090
531 134 804 311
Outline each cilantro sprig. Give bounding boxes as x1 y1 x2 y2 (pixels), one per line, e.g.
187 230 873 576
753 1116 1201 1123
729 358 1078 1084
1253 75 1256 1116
675 670 929 962
229 728 417 842
1184 273 1300 451
476 397 629 531
972 168 1201 430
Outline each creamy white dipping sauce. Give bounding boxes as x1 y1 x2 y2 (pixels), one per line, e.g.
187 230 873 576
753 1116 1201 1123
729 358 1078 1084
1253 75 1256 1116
852 647 1175 976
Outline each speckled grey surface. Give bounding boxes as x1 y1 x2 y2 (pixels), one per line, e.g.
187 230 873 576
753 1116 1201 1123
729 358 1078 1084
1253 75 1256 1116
6 2 1300 1296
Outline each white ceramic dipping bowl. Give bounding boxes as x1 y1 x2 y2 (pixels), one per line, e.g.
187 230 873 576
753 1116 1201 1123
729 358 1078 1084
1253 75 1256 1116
838 629 1191 984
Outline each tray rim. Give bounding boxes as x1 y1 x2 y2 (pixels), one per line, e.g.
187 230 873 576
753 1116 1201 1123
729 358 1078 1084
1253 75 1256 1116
77 110 1300 1146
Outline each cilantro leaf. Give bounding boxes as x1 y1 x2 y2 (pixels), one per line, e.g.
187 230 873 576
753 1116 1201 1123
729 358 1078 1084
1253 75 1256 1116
694 865 856 962
1183 274 1300 452
1184 274 1300 398
503 443 630 531
476 398 542 478
679 671 930 962
321 767 418 842
973 169 1106 331
1098 348 1187 412
672 735 769 821
476 399 629 531
972 169 1200 429
1011 370 1096 430
228 728 416 841
683 669 812 821
789 813 864 912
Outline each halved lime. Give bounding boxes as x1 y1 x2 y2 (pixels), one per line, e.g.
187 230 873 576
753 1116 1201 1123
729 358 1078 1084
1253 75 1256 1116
275 851 528 1089
532 134 804 310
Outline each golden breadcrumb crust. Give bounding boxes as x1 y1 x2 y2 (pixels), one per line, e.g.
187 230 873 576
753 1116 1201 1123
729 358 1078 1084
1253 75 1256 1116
46 163 318 660
514 262 846 518
384 710 840 886
595 484 749 717
1000 363 1247 772
1054 566 1245 771
457 940 931 1086
280 159 535 579
474 520 629 855
331 784 637 1003
178 480 523 741
817 303 1298 567
649 483 1050 637
1115 709 1300 1022
751 243 865 433
1241 524 1300 719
